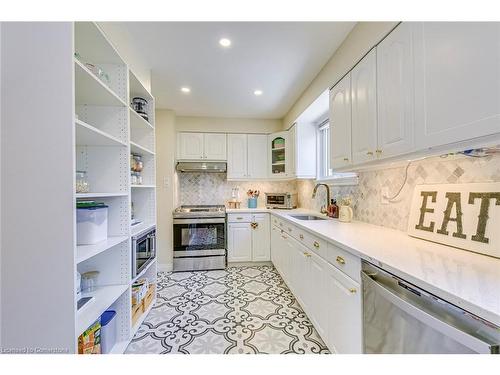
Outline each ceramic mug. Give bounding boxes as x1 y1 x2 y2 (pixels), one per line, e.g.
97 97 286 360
339 205 353 222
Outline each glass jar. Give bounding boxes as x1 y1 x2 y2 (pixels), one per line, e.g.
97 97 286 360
131 172 138 185
136 173 143 185
75 171 90 193
81 271 99 293
131 154 143 172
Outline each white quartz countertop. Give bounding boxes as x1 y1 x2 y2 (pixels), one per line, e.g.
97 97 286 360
226 207 500 326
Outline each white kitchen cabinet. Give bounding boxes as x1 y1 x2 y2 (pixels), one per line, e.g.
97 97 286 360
286 125 296 178
178 132 204 160
227 134 248 179
251 214 271 261
204 133 227 160
227 222 252 262
294 121 317 179
227 214 270 262
351 48 378 164
307 251 328 339
330 73 352 169
227 134 268 180
325 261 362 353
414 22 500 148
377 22 415 159
269 131 291 178
177 132 226 160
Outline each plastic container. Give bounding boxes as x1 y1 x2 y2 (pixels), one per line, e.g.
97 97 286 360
100 310 117 354
77 203 108 245
248 197 258 209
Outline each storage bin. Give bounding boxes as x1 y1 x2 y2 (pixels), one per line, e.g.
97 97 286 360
77 203 108 245
100 310 116 354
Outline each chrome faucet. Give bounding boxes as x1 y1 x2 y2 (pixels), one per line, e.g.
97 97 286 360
312 183 331 215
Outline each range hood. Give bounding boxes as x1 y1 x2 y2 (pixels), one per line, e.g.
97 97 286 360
176 161 227 173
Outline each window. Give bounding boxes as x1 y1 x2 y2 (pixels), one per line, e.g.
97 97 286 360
317 121 358 185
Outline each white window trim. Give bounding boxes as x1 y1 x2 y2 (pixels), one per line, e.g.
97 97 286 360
316 121 358 186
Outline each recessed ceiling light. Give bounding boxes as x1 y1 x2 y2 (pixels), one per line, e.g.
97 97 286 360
181 87 191 94
254 90 263 96
219 38 231 47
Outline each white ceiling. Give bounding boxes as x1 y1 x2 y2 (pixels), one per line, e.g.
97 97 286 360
103 22 355 119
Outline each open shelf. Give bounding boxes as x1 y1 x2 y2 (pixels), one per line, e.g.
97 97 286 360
75 22 125 66
76 119 127 147
76 236 129 264
272 162 285 165
130 107 154 131
131 297 156 338
131 222 156 237
129 69 154 102
76 192 128 199
130 141 155 156
131 184 156 189
75 59 127 107
76 284 128 336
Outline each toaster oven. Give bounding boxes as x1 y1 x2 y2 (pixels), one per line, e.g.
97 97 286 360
265 192 298 209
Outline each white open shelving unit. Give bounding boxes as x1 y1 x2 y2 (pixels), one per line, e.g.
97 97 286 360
1 21 156 355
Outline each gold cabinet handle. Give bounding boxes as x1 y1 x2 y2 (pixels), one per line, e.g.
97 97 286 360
299 234 304 240
367 151 373 156
313 241 320 248
303 252 312 257
349 288 357 294
281 235 288 240
376 149 383 154
236 217 244 220
343 157 349 161
336 256 345 265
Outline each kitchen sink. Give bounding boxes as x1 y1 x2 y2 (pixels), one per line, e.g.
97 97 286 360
290 215 327 221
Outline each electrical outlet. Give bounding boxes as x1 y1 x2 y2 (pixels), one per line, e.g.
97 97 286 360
381 187 390 205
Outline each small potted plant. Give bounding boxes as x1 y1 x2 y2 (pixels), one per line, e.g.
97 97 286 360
247 190 260 208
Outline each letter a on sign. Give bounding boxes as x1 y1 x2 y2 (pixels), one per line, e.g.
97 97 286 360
408 183 500 258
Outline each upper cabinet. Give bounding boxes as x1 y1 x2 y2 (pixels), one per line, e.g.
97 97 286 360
377 22 415 158
177 132 227 161
330 73 352 169
351 48 378 164
269 131 293 179
227 133 268 180
413 22 500 148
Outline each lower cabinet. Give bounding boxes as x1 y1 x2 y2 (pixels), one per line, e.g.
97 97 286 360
270 222 362 353
227 214 270 262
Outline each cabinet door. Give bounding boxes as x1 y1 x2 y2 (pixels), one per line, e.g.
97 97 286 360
306 251 328 340
377 22 415 159
286 125 296 178
325 263 362 353
203 133 227 160
227 134 248 179
329 73 352 169
414 22 500 148
251 214 270 261
269 131 288 178
178 132 204 160
270 225 280 268
351 49 378 164
247 134 268 179
227 222 252 262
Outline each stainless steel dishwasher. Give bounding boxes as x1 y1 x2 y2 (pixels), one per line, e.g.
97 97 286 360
362 261 500 354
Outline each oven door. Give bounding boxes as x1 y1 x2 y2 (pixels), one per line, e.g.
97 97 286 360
173 218 225 255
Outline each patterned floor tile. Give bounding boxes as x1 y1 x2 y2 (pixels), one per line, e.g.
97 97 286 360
125 265 330 354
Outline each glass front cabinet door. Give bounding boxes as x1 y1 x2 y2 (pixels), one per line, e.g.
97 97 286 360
269 131 288 178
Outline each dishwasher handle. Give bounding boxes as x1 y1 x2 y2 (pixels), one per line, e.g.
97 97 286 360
362 271 499 354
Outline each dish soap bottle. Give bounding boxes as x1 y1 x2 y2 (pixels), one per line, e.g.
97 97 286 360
328 199 339 218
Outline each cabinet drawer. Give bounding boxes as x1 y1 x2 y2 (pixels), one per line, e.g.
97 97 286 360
325 243 361 283
227 213 253 223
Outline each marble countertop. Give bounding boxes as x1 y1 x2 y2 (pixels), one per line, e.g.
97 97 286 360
226 207 500 326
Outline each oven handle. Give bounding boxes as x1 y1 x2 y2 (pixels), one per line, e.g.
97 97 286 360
173 218 225 224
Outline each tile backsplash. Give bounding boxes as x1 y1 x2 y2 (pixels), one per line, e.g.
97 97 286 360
177 173 297 207
298 154 500 232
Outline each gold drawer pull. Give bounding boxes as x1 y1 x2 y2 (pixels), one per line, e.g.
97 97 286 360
236 217 244 220
336 256 345 265
313 241 320 248
376 149 383 154
367 151 373 155
343 157 349 161
304 252 311 257
349 288 357 294
299 234 304 240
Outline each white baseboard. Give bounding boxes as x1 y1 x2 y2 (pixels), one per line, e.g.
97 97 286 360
158 263 173 272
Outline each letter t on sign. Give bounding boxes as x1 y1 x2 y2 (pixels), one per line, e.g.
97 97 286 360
415 191 437 232
468 192 500 244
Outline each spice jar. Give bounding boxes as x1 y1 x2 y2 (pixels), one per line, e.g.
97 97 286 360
136 173 143 185
76 171 90 193
131 172 138 185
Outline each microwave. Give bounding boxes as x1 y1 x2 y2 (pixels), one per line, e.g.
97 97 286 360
132 226 156 278
265 192 298 209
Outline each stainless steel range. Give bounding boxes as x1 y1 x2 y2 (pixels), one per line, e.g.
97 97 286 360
172 205 226 272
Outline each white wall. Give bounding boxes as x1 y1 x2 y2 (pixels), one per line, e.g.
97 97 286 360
176 116 282 134
283 22 398 128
